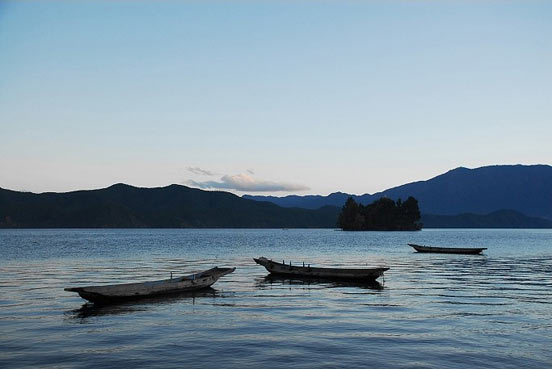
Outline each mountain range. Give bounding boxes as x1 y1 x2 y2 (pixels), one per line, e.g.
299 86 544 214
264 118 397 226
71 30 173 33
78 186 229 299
244 165 552 221
1 164 551 228
0 184 339 228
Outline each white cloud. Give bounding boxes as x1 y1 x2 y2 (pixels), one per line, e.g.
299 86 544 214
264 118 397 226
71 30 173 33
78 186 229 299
186 173 309 192
186 166 216 176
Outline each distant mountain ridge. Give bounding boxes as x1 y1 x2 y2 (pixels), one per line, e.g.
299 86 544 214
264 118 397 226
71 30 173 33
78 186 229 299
1 164 551 229
244 165 552 220
0 184 340 228
243 192 353 209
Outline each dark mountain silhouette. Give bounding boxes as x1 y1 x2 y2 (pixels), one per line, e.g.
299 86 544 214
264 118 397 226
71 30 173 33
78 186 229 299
0 184 340 228
2 164 551 229
243 192 353 210
422 210 552 228
244 165 552 220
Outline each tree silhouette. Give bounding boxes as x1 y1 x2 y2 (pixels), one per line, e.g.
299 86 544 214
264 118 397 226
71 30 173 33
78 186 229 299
338 196 422 231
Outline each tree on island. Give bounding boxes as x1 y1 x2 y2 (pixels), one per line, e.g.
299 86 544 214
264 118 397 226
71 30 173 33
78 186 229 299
338 196 422 231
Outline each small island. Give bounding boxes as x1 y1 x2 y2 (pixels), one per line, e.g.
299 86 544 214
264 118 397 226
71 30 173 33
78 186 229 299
338 196 422 231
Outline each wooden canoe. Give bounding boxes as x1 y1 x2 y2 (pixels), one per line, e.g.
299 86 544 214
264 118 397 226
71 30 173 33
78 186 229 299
253 257 388 280
65 267 235 304
408 243 487 254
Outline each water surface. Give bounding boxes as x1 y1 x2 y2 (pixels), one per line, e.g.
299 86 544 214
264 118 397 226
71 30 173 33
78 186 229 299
1 229 551 368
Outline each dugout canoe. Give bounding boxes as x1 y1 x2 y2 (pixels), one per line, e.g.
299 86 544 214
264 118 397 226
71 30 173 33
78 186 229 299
408 243 487 254
64 267 235 304
253 257 388 280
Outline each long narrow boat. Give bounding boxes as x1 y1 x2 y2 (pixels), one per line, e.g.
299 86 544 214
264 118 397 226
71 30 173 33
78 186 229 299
253 257 388 280
408 243 487 255
65 267 235 304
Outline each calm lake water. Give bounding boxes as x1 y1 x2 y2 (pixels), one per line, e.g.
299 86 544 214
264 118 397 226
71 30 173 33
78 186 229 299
1 229 551 368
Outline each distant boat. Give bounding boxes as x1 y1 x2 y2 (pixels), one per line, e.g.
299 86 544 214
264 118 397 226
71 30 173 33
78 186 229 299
65 267 235 304
408 243 487 255
253 257 388 280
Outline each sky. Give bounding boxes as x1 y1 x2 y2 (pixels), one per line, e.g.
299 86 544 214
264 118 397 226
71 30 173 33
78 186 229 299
1 0 550 196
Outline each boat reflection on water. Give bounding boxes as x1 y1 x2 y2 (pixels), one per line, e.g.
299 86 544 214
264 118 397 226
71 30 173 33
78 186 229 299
257 275 384 291
67 287 220 320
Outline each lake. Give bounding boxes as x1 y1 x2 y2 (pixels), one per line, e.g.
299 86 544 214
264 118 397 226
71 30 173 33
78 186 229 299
1 229 551 368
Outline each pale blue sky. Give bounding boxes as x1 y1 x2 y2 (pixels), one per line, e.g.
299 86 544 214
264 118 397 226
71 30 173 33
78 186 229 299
1 1 550 195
